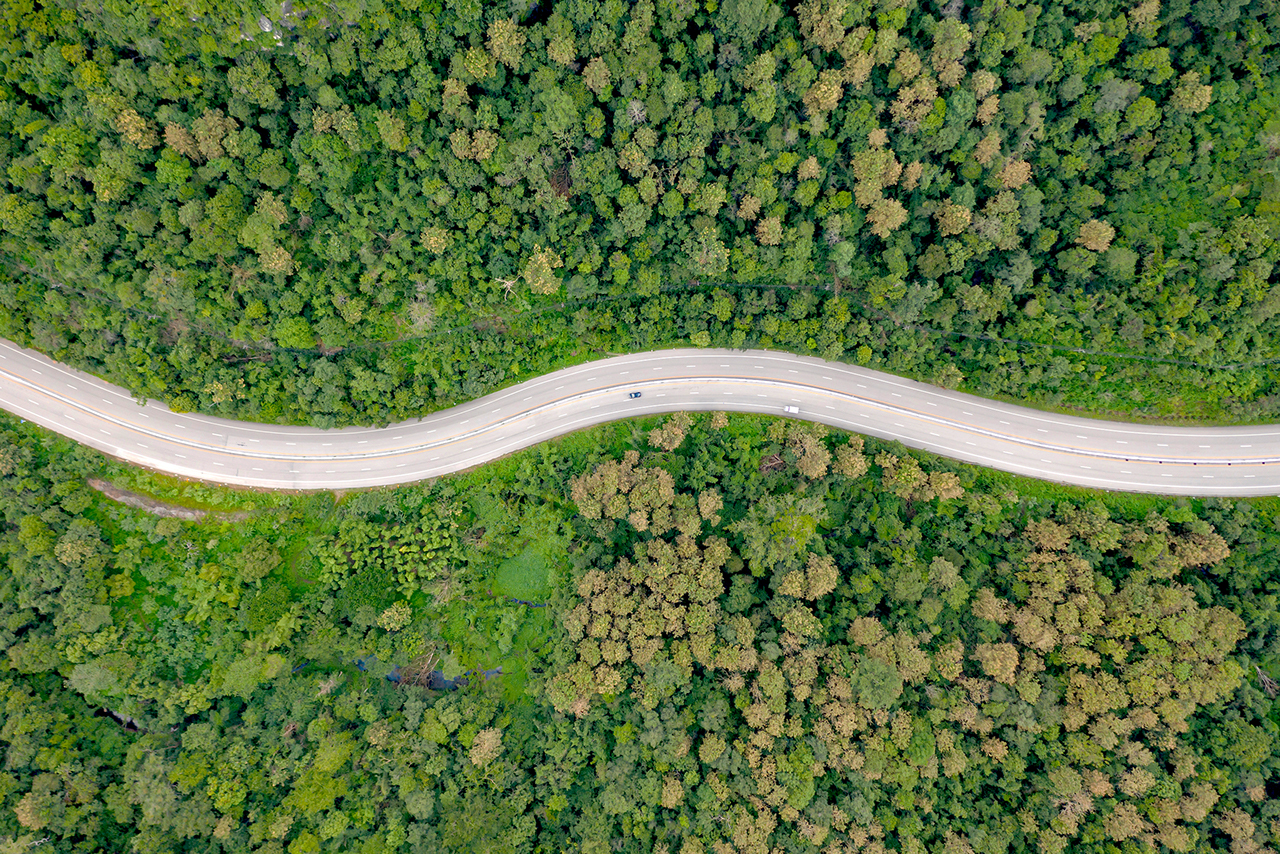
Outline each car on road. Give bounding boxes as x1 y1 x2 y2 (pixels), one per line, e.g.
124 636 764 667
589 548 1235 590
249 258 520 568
783 405 799 414
629 391 642 399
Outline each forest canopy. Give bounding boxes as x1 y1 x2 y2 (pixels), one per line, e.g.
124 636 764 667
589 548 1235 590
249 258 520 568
2 1 1280 852
0 0 1277 425
1 409 1280 852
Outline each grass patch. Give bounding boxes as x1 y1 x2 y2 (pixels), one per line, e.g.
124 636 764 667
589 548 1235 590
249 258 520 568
484 502 569 602
282 536 319 592
492 546 552 601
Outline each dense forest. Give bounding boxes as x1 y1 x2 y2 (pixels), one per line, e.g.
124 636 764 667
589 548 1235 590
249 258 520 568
1 407 1279 852
3 1 1280 853
0 0 1277 425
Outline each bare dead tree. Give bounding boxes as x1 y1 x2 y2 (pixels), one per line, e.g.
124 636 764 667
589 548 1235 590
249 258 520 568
1257 665 1279 698
496 277 518 299
397 649 442 689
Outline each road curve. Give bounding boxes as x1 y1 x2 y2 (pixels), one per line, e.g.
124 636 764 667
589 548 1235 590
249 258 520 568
2 338 1280 496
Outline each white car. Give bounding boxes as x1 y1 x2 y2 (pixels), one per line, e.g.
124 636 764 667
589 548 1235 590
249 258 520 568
783 405 799 414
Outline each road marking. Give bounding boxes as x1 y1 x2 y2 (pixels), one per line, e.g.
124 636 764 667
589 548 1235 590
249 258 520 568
11 347 1280 493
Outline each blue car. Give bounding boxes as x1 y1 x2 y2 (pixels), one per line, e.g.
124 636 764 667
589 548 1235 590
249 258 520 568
629 391 642 399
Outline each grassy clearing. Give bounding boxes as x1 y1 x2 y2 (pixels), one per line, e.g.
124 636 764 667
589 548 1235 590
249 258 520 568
486 502 570 601
492 547 552 601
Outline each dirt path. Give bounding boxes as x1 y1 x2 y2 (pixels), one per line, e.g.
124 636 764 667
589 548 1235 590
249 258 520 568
88 478 252 522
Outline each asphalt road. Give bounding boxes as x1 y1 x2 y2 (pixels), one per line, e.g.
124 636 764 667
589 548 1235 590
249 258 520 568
3 339 1280 496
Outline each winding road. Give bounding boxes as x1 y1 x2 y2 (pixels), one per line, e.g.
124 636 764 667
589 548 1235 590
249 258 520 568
2 338 1279 496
